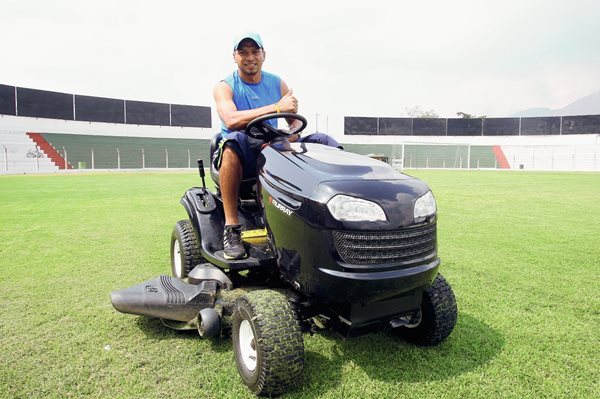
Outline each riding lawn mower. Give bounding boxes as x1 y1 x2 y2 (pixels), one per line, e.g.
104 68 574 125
111 113 457 396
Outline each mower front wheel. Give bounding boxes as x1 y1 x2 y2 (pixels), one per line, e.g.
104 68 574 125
198 307 220 338
394 273 457 346
170 220 203 278
232 290 304 396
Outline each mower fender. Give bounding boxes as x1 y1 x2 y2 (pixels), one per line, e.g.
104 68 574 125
180 188 219 245
180 188 217 227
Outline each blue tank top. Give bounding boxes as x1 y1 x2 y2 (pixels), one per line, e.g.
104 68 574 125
221 70 281 135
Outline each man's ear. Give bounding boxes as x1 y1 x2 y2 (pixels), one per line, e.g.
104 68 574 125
263 50 266 60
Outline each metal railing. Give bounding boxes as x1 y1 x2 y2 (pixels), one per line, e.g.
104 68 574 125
45 146 197 170
2 142 598 173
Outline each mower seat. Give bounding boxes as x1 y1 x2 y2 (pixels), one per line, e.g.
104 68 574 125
209 133 258 199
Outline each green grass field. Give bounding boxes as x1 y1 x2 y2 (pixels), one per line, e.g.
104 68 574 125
1 170 598 398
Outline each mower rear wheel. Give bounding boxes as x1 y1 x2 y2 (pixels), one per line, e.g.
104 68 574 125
232 290 304 396
394 273 457 346
170 220 203 278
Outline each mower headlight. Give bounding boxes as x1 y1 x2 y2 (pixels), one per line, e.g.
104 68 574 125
414 191 437 219
327 195 387 222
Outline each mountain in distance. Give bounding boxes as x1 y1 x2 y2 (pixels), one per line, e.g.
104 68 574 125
511 90 600 117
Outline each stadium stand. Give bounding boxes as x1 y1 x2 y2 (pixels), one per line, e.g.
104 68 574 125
0 130 58 173
342 115 600 171
36 133 211 170
2 84 599 173
343 143 503 169
344 115 600 136
0 84 211 129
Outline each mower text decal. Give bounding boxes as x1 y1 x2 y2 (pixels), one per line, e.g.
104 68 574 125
269 196 293 216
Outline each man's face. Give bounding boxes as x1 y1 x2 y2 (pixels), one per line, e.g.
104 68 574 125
233 39 265 76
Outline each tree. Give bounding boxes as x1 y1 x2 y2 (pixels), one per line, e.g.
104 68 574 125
457 111 486 119
456 111 473 119
405 106 439 118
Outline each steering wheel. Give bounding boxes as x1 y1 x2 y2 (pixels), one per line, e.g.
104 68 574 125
245 113 308 141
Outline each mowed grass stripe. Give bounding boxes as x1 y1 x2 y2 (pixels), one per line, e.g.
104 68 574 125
0 171 598 398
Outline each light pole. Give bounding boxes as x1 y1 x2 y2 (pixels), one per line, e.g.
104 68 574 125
1 144 7 172
62 147 68 170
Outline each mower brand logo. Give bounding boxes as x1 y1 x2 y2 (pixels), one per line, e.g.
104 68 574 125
269 196 293 216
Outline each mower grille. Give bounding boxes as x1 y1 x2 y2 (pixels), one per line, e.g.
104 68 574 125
333 223 436 265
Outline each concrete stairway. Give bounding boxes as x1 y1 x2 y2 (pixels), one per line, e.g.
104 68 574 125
27 132 72 169
492 145 511 169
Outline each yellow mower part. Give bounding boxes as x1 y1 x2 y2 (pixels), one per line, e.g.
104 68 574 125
241 228 269 245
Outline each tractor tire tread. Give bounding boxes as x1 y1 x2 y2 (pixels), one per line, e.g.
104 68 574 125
234 289 304 396
172 220 203 277
397 273 457 346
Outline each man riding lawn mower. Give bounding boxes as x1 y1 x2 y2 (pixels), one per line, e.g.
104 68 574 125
111 112 458 396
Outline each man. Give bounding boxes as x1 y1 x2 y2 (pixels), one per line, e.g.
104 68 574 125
213 32 341 260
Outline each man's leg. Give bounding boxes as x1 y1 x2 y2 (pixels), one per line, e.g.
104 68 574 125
219 145 247 260
220 146 242 226
298 132 343 149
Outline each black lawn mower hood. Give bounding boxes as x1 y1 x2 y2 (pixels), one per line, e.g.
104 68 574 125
258 142 433 229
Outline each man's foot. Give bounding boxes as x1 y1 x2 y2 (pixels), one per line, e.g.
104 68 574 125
223 224 247 260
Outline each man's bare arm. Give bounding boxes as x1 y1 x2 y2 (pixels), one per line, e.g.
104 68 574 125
281 80 302 136
214 81 298 131
214 82 278 131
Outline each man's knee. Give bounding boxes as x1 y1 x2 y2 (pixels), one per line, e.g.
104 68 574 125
214 134 245 171
216 132 260 179
219 147 243 180
302 133 342 148
222 145 240 163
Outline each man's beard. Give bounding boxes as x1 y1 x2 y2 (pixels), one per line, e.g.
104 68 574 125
242 63 259 75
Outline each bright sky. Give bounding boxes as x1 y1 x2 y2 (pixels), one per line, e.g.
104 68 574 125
1 0 599 132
